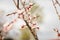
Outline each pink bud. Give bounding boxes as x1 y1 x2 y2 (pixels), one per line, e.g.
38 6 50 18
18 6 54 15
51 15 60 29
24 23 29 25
36 27 39 29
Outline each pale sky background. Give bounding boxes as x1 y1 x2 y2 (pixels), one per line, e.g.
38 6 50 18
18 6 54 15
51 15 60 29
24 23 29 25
0 0 60 40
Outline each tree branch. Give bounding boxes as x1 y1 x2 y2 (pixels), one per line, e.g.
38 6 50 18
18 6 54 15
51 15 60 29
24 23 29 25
52 0 60 20
55 0 60 6
13 0 17 6
17 0 19 9
20 0 38 40
24 20 38 40
6 12 17 16
13 0 21 10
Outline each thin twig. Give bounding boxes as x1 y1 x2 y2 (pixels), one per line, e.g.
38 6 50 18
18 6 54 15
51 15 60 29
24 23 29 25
55 0 60 6
52 0 60 20
6 12 17 16
52 0 59 14
13 0 21 10
17 0 19 9
13 0 17 6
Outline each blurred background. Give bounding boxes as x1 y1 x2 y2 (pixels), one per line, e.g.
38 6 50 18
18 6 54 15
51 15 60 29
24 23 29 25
0 0 60 40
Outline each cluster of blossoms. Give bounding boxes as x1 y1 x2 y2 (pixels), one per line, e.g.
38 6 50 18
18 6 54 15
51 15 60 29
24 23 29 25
2 0 39 33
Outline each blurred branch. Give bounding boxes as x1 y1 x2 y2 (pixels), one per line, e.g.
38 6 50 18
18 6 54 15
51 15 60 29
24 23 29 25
6 12 17 16
55 0 60 6
13 0 21 10
52 0 60 20
13 0 17 6
17 0 19 9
